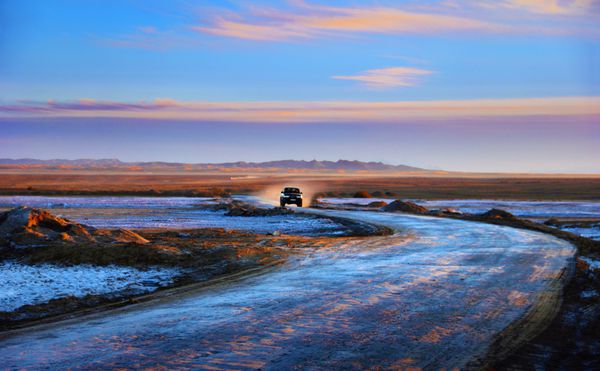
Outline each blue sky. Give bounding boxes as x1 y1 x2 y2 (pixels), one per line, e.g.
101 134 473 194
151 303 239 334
1 0 599 172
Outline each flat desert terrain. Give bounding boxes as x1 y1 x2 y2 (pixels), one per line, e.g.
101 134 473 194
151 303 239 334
1 170 599 200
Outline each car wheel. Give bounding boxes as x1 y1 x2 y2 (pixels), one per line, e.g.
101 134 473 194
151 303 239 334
297 201 303 207
280 201 285 207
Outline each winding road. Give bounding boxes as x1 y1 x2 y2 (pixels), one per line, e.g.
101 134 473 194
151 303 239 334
0 210 574 370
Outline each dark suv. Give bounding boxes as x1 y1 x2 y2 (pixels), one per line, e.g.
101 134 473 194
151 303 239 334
280 187 303 207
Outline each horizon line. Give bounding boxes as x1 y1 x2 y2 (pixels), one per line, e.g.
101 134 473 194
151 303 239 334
1 157 599 175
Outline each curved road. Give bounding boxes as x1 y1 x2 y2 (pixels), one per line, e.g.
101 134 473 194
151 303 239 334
0 210 574 370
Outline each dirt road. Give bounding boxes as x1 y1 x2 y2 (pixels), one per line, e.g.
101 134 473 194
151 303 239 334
0 210 574 369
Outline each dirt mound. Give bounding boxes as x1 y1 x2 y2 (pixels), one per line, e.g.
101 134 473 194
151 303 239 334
479 208 518 221
226 204 295 217
204 200 295 217
382 200 429 214
428 208 463 216
544 218 561 226
0 207 94 249
93 228 150 245
197 200 294 217
0 207 148 251
353 191 372 198
367 201 388 208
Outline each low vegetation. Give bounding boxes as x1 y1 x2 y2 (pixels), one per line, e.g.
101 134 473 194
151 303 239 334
1 173 600 200
353 190 372 198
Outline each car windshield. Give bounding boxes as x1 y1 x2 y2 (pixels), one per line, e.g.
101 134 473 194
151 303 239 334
283 188 300 193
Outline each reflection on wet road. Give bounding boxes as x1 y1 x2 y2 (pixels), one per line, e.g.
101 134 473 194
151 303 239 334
0 210 574 369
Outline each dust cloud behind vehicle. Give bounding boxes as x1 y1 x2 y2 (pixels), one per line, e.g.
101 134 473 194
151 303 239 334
253 182 324 207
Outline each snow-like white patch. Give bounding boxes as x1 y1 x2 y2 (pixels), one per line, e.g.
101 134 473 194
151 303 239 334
413 199 600 219
0 196 209 209
0 196 346 236
561 226 600 241
0 261 181 312
33 209 345 236
581 289 599 299
320 197 600 241
580 256 600 270
321 198 600 218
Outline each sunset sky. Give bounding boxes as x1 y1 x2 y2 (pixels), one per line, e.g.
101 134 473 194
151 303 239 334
1 0 599 172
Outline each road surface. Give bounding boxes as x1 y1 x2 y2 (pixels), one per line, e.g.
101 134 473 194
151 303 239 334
0 210 574 370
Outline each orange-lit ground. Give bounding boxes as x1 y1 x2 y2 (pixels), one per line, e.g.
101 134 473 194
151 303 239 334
1 170 599 200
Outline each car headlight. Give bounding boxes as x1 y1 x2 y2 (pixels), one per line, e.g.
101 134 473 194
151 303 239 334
298 194 302 198
280 193 285 197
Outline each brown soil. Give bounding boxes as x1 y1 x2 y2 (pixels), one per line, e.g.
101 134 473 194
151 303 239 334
367 201 388 208
545 217 600 229
491 258 600 369
207 199 295 217
1 172 600 200
382 200 429 214
0 207 149 254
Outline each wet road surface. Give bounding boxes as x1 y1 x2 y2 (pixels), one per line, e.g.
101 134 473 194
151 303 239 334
0 210 574 370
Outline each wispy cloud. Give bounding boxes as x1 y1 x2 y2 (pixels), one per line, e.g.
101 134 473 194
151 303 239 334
332 67 433 89
188 0 600 42
0 98 179 113
486 0 596 15
2 97 599 123
191 17 312 41
99 1 600 49
191 2 504 41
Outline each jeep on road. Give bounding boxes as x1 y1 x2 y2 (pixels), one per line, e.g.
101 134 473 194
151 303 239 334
280 187 303 207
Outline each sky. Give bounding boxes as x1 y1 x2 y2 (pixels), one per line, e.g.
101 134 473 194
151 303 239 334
1 0 599 172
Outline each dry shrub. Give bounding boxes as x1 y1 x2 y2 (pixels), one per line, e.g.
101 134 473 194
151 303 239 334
353 190 372 198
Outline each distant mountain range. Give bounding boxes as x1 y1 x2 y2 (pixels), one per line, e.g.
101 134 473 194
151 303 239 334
0 158 426 172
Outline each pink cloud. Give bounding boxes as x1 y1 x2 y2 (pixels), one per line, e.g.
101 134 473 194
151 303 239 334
191 2 504 42
332 67 433 89
191 17 312 41
1 97 599 123
98 1 599 49
486 0 595 15
186 1 600 43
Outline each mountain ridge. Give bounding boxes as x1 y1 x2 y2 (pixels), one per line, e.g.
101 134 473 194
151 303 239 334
0 158 426 171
